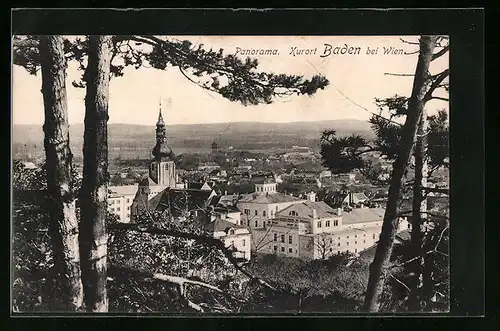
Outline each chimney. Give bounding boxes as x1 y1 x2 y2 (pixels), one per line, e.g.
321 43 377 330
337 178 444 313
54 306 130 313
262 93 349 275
312 208 317 219
337 207 342 216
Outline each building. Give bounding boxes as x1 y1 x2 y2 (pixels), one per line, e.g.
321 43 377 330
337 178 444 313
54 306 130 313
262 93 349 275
130 106 213 222
108 184 138 223
235 180 306 251
251 195 410 260
197 162 220 172
146 187 217 222
205 215 251 261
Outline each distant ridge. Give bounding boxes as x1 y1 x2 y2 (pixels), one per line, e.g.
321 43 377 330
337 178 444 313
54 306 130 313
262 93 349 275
13 120 374 159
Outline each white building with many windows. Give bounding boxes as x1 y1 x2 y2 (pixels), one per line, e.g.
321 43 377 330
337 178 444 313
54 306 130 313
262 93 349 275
235 180 306 251
107 184 138 223
251 196 411 260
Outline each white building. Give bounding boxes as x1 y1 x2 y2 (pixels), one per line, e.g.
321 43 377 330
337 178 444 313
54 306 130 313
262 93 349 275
235 180 306 251
108 184 139 223
251 195 410 260
206 206 251 260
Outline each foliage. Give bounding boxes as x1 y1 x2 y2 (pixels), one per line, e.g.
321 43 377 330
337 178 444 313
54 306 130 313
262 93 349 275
245 253 368 312
320 98 449 185
380 220 449 312
320 130 371 174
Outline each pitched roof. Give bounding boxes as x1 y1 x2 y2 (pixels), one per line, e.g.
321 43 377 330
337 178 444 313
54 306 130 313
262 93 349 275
204 218 246 233
395 229 411 242
277 200 340 219
342 207 385 225
138 176 158 186
351 192 369 202
108 184 139 197
148 188 214 216
238 192 304 204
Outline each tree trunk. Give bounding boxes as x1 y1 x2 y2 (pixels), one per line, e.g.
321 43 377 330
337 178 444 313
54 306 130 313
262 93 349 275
39 35 84 310
408 114 429 311
363 36 437 312
79 35 112 312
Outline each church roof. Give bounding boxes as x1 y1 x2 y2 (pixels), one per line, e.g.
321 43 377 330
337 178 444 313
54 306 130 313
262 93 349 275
139 176 158 186
148 188 214 217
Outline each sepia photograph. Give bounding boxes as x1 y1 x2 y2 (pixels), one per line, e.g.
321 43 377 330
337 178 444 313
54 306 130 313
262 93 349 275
12 33 450 314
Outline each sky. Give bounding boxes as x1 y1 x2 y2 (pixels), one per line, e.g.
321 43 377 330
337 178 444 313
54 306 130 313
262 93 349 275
12 36 449 126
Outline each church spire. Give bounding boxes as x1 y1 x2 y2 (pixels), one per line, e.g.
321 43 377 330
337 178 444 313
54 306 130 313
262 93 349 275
152 97 172 161
157 98 165 126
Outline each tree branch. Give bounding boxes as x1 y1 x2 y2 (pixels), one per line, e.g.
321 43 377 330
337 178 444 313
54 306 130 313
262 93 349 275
109 222 278 292
384 73 415 77
424 69 449 102
432 46 449 61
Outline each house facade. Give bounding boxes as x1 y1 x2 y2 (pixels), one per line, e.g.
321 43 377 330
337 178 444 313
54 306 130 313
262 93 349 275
251 197 411 260
236 181 306 233
108 184 138 223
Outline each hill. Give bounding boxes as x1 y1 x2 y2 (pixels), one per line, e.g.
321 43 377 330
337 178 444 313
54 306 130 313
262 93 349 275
12 120 374 159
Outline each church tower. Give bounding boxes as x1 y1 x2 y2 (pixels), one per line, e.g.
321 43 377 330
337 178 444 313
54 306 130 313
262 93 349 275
149 101 176 188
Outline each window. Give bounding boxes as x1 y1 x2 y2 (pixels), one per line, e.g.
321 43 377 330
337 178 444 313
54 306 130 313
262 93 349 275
347 236 349 239
127 206 130 210
116 207 120 211
338 243 340 247
355 234 357 238
126 198 130 203
255 220 258 228
347 242 349 246
355 249 358 253
408 223 411 229
364 233 366 237
273 246 277 252
229 229 235 235
255 210 258 216
126 214 130 218
355 241 357 244
288 248 293 253
281 247 285 252
274 233 278 242
289 211 297 216
330 238 333 244
326 220 330 227
263 210 267 217
244 209 250 215
329 248 333 252
373 234 376 239
242 239 246 246
280 235 285 243
334 220 339 226
317 221 322 228
288 235 293 244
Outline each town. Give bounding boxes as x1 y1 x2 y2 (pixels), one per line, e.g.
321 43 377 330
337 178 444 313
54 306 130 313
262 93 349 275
77 106 448 263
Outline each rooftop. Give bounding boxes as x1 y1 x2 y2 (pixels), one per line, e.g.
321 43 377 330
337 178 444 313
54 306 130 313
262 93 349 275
238 192 304 204
342 207 385 225
205 218 246 233
277 200 340 219
108 184 139 197
147 188 214 216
